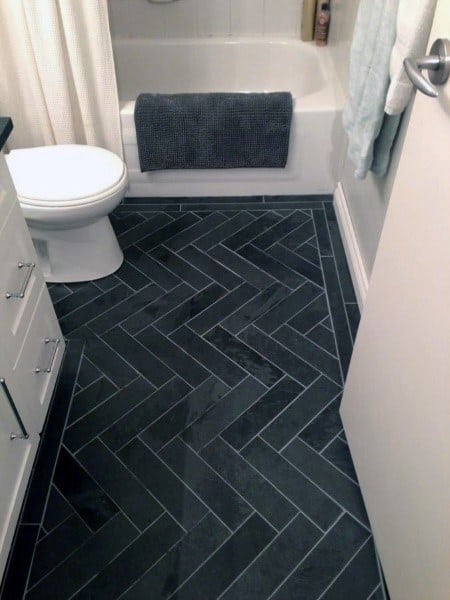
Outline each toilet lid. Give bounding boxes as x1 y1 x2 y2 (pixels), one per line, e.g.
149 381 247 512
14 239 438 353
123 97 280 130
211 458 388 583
6 145 125 203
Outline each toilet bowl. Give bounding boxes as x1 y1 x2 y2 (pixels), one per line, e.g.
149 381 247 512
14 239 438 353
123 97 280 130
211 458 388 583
6 144 128 283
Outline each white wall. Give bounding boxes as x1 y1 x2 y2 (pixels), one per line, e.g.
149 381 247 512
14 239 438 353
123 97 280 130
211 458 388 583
108 0 302 39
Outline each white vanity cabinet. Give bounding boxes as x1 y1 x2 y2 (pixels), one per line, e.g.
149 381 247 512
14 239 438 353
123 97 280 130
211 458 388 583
0 147 65 578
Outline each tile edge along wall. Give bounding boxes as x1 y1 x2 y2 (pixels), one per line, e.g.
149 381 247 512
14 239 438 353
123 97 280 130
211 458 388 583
108 0 302 39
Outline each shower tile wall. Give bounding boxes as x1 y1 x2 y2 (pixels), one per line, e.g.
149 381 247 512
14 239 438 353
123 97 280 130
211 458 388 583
108 0 302 39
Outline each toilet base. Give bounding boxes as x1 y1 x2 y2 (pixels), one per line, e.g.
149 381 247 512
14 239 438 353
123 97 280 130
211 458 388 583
28 217 124 283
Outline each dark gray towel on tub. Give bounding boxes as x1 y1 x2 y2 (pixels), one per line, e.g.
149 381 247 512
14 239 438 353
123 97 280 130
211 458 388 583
134 92 293 171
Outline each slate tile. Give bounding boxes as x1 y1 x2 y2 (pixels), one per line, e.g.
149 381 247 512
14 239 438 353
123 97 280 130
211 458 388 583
121 283 196 335
194 212 255 251
306 322 337 356
150 245 212 290
242 438 341 531
139 376 229 452
181 375 266 451
117 212 172 248
118 438 207 530
221 282 291 334
110 211 146 236
312 208 333 256
93 273 123 292
288 293 330 335
267 242 324 287
123 245 181 290
42 486 74 533
102 326 175 387
238 244 305 289
188 282 257 334
201 437 298 530
255 281 322 334
221 512 321 599
137 213 199 252
100 377 190 452
278 218 315 250
53 447 119 531
271 513 369 599
1 525 39 600
164 212 228 250
53 282 102 319
179 245 242 290
221 377 304 451
210 244 275 290
170 514 275 599
171 326 247 388
223 212 281 250
76 355 101 390
88 283 164 335
47 283 72 304
282 438 369 527
251 210 311 249
298 396 343 452
368 585 385 600
325 209 357 303
295 239 321 266
264 195 332 203
323 437 358 483
114 259 152 291
77 438 164 530
29 515 91 586
120 513 229 600
71 513 184 600
68 376 117 424
261 375 341 451
160 437 253 530
65 377 155 452
153 283 227 335
26 514 137 600
346 302 360 342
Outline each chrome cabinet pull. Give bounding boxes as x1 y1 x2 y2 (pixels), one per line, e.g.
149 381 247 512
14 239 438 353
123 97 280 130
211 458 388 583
404 38 450 98
0 378 29 440
5 262 35 299
35 338 60 374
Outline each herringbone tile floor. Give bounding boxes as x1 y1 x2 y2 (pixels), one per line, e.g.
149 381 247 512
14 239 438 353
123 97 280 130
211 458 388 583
16 200 383 599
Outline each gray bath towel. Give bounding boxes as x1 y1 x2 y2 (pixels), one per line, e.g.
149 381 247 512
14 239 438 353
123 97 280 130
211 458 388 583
134 92 293 171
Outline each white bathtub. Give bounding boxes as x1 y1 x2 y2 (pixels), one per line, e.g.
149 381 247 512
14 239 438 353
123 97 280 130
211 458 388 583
113 38 345 198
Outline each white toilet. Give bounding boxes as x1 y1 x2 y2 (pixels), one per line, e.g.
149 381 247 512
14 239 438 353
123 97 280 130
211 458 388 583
6 144 128 283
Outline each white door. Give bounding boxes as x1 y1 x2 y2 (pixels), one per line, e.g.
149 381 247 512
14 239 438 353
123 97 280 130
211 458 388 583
340 2 450 599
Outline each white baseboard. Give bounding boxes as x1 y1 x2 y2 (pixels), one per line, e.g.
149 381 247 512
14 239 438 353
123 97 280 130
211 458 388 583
333 182 369 310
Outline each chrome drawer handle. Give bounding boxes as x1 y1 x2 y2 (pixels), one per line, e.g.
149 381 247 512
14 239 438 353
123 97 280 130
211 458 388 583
5 262 35 299
35 338 60 374
0 378 29 440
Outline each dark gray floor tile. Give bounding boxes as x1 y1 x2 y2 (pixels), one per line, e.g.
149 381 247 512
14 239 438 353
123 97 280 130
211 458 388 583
261 375 341 451
171 326 247 387
123 245 181 290
368 585 385 600
26 513 137 600
325 204 358 304
273 325 342 384
221 282 291 334
102 326 175 387
111 211 146 236
239 325 320 387
288 293 330 334
242 438 341 531
171 514 276 599
346 302 360 342
68 376 117 424
118 438 207 530
2 525 40 600
205 325 283 387
137 213 200 252
47 283 72 304
178 245 242 290
322 437 358 483
65 377 155 452
221 377 304 451
117 212 172 248
42 486 74 533
267 242 324 287
271 513 369 600
221 512 322 599
88 283 164 335
188 282 257 334
137 326 210 386
120 513 229 600
312 208 333 256
223 212 281 251
182 376 266 451
239 244 305 289
53 283 102 319
201 437 298 530
282 438 369 527
153 283 227 334
295 239 321 266
53 447 119 531
251 210 311 250
150 245 212 290
77 438 164 530
255 281 322 334
100 377 190 452
139 376 229 452
278 218 315 250
75 356 101 390
194 212 255 251
165 212 228 250
183 202 277 211
120 283 196 335
71 513 183 600
160 437 253 530
264 195 332 203
306 322 337 356
114 259 152 291
117 203 181 213
93 273 122 292
29 515 91 585
210 244 276 290
298 396 343 451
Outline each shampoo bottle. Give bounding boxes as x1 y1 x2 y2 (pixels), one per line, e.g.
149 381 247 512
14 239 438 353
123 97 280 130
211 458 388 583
315 2 330 46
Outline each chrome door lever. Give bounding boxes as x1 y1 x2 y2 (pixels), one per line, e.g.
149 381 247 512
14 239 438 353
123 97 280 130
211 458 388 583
404 38 450 98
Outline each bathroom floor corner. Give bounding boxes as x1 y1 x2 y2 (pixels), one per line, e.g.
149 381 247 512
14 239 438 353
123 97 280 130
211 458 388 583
2 197 383 600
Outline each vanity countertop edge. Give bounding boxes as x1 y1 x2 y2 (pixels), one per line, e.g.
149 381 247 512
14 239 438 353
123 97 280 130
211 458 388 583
0 117 13 152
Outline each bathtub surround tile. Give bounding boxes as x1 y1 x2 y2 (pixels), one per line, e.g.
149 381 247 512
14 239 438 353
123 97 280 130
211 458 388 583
230 0 264 36
6 205 383 598
196 0 231 37
263 0 301 36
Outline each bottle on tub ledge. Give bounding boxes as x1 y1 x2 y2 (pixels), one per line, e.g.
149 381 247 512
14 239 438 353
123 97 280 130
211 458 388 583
315 2 331 46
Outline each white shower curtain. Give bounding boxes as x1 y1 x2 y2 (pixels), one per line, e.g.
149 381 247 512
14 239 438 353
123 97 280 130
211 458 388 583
0 0 123 157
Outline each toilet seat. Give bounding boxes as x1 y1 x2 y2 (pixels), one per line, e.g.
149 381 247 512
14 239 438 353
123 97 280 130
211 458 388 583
6 144 126 207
